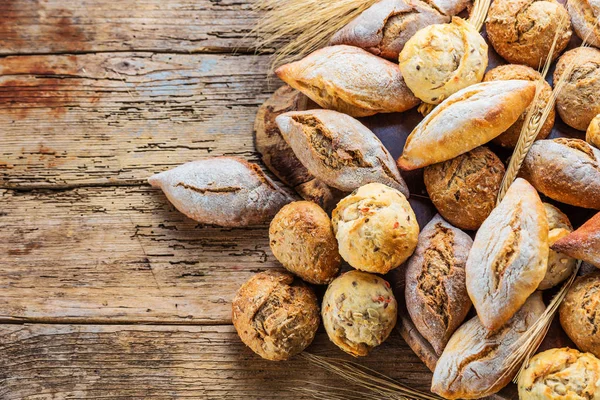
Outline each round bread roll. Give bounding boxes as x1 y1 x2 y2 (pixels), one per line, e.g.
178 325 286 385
538 203 577 290
560 272 600 358
518 348 600 399
332 183 419 274
483 65 555 148
568 0 600 48
232 271 320 361
587 114 600 148
269 201 341 285
424 147 505 230
486 0 572 69
398 17 488 106
322 270 397 356
554 47 600 131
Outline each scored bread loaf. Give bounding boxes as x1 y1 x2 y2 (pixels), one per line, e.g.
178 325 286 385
552 212 600 268
397 80 536 171
466 178 548 331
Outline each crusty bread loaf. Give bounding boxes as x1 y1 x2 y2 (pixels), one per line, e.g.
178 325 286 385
588 114 600 149
568 0 600 48
466 178 548 331
432 292 546 399
275 45 419 117
330 0 448 60
520 138 600 209
148 157 294 227
397 80 536 171
276 109 409 197
552 212 600 268
405 215 473 356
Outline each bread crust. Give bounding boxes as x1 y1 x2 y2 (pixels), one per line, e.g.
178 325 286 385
405 215 473 356
520 138 600 209
568 0 600 47
587 114 600 149
275 45 419 117
397 80 536 171
552 212 600 268
431 292 546 399
276 109 409 197
466 178 549 331
148 157 294 227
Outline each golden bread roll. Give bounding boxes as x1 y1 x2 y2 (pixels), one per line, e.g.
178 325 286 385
552 212 600 268
587 114 600 148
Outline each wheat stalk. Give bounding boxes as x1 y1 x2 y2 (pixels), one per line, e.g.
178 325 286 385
468 0 491 31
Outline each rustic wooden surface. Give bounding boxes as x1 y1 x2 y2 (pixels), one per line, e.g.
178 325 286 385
0 0 438 398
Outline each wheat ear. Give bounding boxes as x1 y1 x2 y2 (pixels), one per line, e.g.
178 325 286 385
468 0 491 31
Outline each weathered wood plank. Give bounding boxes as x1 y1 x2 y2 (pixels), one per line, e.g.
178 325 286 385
0 52 279 189
0 324 432 399
0 0 260 55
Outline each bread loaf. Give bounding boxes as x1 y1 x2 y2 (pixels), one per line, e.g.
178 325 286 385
148 157 294 227
568 0 600 48
397 80 536 171
276 45 419 117
552 212 600 268
404 215 473 356
276 109 409 196
431 292 546 399
539 203 577 290
520 138 600 209
587 114 600 149
466 178 548 331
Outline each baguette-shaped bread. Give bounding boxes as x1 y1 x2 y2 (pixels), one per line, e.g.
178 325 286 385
520 138 600 209
148 157 294 227
552 212 600 268
432 292 545 399
466 178 548 331
275 45 419 117
397 80 536 171
276 109 409 197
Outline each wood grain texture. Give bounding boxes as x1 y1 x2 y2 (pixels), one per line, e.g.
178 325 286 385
0 324 432 399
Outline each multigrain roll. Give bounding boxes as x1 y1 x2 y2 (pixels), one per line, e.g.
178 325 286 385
424 147 505 230
554 47 600 131
332 183 419 274
552 212 600 268
322 270 397 357
232 271 320 361
269 201 341 285
539 203 577 290
483 65 555 148
518 348 600 399
568 0 600 48
560 272 600 358
587 114 600 148
486 0 572 68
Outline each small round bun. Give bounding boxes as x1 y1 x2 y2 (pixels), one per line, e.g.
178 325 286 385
560 272 600 358
554 47 600 131
518 347 600 399
424 147 505 230
587 114 600 148
332 183 419 274
232 271 320 361
399 17 488 105
486 0 572 68
568 0 600 48
483 65 554 148
269 201 341 284
322 270 397 356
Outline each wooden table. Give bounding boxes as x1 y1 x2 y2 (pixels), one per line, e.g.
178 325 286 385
0 1 434 398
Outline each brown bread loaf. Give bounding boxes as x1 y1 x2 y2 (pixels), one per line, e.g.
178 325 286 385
568 0 600 48
587 114 600 148
552 212 600 268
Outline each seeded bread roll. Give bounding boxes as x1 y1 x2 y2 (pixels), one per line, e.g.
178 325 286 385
587 114 600 148
330 0 449 60
432 292 546 399
276 109 409 197
405 215 473 356
518 348 600 399
269 201 341 285
520 138 600 209
398 17 488 105
276 45 419 117
424 147 505 230
398 80 536 171
148 157 293 227
483 65 554 148
486 0 572 68
552 212 600 268
560 272 600 358
568 0 600 48
466 178 549 331
322 270 397 357
332 183 419 274
232 271 320 361
554 47 600 131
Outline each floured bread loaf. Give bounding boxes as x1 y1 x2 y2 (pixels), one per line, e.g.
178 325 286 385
568 0 600 47
552 212 600 269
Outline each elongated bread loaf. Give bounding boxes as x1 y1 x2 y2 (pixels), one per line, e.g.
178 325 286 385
552 212 600 268
397 80 536 171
